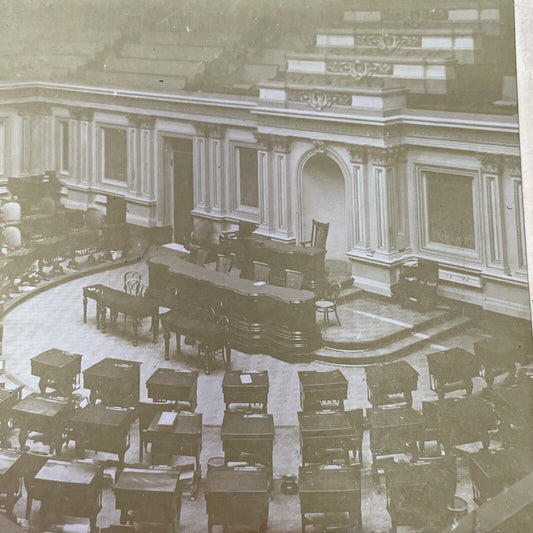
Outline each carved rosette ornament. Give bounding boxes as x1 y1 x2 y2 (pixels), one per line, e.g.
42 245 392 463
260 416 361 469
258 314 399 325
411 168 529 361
349 146 367 164
287 89 351 111
271 136 291 154
477 153 504 174
254 133 271 151
368 146 406 166
504 155 522 176
327 60 393 80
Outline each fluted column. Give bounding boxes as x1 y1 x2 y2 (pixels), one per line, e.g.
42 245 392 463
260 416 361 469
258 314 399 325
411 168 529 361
193 122 209 212
348 146 369 250
255 133 273 234
208 124 226 216
271 135 294 240
70 108 94 186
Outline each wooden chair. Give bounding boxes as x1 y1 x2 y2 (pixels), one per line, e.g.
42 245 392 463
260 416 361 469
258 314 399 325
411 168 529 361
185 218 211 254
253 261 271 283
301 220 329 249
285 269 305 290
123 271 143 294
216 254 234 274
315 281 342 327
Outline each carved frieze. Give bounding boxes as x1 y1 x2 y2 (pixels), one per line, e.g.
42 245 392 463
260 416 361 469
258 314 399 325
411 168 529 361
69 108 95 122
287 89 351 111
326 59 393 80
254 133 271 151
354 32 421 52
405 8 447 25
368 145 406 166
349 145 367 164
127 114 156 130
16 102 53 117
477 152 504 174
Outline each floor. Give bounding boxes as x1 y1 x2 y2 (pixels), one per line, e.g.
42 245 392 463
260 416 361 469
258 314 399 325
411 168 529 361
1 261 498 532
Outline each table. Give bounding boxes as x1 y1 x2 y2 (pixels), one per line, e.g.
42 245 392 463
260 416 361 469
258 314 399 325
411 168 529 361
474 336 526 388
298 369 348 411
469 449 530 504
0 389 20 447
148 252 321 357
221 412 275 478
222 370 269 413
162 311 231 374
69 405 134 467
11 393 74 453
83 357 141 407
298 411 353 465
146 368 198 411
31 348 82 396
426 348 481 399
298 464 361 533
27 459 103 533
82 284 106 326
205 466 269 533
367 406 424 472
113 467 182 533
241 235 327 294
0 450 25 518
365 361 419 407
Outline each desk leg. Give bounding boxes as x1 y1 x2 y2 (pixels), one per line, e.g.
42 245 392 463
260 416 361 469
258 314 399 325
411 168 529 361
83 295 88 323
225 344 232 369
18 426 29 451
25 493 33 520
100 306 106 333
405 390 413 408
176 332 181 353
465 378 473 396
39 377 48 395
152 315 159 343
132 318 139 347
164 331 170 360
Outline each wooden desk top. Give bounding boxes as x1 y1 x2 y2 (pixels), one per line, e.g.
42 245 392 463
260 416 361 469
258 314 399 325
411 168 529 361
12 393 71 418
437 396 495 421
298 370 348 389
244 236 325 257
0 389 19 408
114 468 180 495
35 460 101 486
97 287 158 315
83 358 141 380
368 406 423 429
146 368 199 390
491 384 532 413
298 465 360 493
426 348 479 375
298 411 352 436
469 449 521 479
474 336 517 355
70 405 132 428
0 450 23 477
206 467 269 493
146 412 202 436
221 412 274 438
31 348 82 370
365 361 419 386
162 312 226 337
222 370 269 389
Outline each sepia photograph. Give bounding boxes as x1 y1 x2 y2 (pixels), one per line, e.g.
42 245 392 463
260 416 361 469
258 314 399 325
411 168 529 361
0 0 531 532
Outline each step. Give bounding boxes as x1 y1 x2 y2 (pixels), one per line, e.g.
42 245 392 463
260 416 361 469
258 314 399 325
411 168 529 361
139 31 241 48
120 43 223 62
241 64 279 85
102 56 205 77
313 315 473 365
84 69 188 91
337 286 364 304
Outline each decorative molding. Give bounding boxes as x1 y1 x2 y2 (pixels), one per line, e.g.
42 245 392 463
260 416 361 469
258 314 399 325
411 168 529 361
384 124 403 140
354 32 421 52
326 59 393 80
312 140 327 154
271 136 291 153
368 146 406 166
254 133 271 151
477 152 504 173
287 89 351 111
17 102 53 116
192 121 209 137
349 145 367 164
69 107 95 122
207 123 226 139
127 114 156 130
504 155 522 176
405 8 447 25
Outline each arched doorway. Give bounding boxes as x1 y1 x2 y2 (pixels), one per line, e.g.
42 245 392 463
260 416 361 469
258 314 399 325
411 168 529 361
301 152 348 260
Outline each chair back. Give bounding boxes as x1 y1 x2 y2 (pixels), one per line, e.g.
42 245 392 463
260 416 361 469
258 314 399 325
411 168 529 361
310 220 329 249
138 400 177 433
253 261 271 282
3 226 21 248
216 253 234 274
124 277 144 297
327 281 342 303
285 269 304 290
123 271 142 290
196 248 209 266
2 202 21 223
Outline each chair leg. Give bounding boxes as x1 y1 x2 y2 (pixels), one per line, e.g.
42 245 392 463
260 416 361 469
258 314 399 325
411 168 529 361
334 306 342 327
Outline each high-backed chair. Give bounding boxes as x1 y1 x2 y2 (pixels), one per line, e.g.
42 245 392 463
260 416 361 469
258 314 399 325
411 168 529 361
301 220 329 249
124 271 143 294
186 219 211 254
285 269 305 290
216 253 234 274
3 226 21 248
315 281 342 327
253 261 271 283
2 202 21 223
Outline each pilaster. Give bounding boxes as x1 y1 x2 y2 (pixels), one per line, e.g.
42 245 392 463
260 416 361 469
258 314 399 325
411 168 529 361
255 133 274 234
348 145 369 250
193 122 209 213
271 135 294 240
70 108 95 186
208 124 226 216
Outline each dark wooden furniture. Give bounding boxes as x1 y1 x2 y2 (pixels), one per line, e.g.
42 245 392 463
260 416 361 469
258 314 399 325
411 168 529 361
149 252 321 357
392 258 439 311
216 253 234 273
469 448 530 504
298 464 361 533
0 450 25 518
298 410 353 466
205 466 269 533
11 393 74 453
82 284 106 326
365 361 419 407
0 389 21 447
436 396 498 454
0 512 27 532
221 412 275 479
222 370 269 413
162 311 231 374
285 269 305 290
252 261 271 283
314 281 342 328
426 348 481 399
367 406 424 473
138 400 177 462
83 357 141 408
474 336 524 389
298 370 348 412
113 467 182 533
26 459 103 533
146 368 198 411
30 348 82 396
69 405 134 466
385 456 456 533
301 219 329 249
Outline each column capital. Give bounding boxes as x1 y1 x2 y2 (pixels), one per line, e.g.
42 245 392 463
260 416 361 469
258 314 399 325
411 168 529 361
126 114 156 130
368 145 406 166
17 102 53 116
254 133 271 151
504 155 521 176
69 107 95 122
207 123 226 139
477 152 504 174
271 135 291 154
312 140 327 154
348 145 367 164
193 121 209 137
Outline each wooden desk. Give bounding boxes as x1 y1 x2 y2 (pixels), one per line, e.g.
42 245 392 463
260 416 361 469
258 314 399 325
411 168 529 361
146 368 198 411
367 406 423 471
426 348 480 400
27 459 103 533
0 450 25 518
148 253 321 357
298 464 361 533
474 336 525 389
221 412 274 478
436 396 498 453
83 358 141 408
365 361 419 407
205 466 269 533
69 405 134 466
0 389 20 447
162 311 231 374
82 284 106 327
31 348 82 396
222 370 269 412
298 369 348 412
298 411 353 466
11 393 74 453
113 468 182 533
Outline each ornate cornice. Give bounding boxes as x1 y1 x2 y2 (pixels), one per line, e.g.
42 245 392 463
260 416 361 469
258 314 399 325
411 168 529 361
477 152 504 174
368 145 406 166
254 133 271 151
326 59 393 80
287 89 351 111
354 32 421 52
504 155 522 176
349 145 367 164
